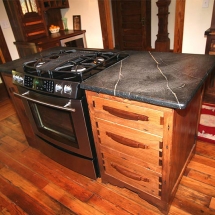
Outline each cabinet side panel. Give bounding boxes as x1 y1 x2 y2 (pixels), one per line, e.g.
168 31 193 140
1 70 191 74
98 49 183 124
167 87 203 199
1 73 36 146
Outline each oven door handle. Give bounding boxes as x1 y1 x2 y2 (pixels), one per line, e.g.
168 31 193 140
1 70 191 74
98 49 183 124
13 91 76 112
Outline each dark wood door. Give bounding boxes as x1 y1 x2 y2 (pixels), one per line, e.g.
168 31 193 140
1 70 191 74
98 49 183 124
112 0 151 51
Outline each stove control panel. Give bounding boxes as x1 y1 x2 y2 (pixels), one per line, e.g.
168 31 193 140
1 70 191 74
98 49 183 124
12 71 80 99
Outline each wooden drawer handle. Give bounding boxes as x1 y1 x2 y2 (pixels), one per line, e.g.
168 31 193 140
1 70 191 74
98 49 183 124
111 163 149 182
103 106 148 121
106 132 149 149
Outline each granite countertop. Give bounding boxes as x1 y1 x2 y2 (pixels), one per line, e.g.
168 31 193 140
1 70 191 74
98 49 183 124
80 51 215 109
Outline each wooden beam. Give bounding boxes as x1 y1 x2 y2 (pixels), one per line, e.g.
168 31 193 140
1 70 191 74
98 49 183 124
173 0 186 53
98 0 114 49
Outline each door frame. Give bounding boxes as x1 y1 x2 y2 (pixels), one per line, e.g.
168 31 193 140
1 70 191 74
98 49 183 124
98 0 185 53
0 26 12 63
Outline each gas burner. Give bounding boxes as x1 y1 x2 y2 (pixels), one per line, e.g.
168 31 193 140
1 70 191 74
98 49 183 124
94 56 105 63
36 61 48 68
71 65 86 72
23 49 129 82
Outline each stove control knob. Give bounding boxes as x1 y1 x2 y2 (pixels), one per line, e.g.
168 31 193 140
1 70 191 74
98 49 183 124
55 84 63 92
14 75 24 85
64 85 72 94
13 74 18 82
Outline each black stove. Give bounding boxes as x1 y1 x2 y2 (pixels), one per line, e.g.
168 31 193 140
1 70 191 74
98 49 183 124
12 49 129 99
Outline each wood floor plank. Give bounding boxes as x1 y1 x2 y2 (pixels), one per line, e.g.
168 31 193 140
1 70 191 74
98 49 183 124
168 206 192 215
187 160 215 177
172 195 215 215
0 150 49 189
175 184 211 207
0 117 25 135
180 176 215 197
0 192 28 215
0 175 55 215
43 183 102 215
192 154 215 168
0 103 16 121
0 136 28 152
0 141 95 203
185 168 215 187
0 124 26 143
196 141 215 159
0 99 11 107
0 167 75 215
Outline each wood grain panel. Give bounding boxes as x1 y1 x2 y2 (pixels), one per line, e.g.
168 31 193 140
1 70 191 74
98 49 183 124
173 0 186 53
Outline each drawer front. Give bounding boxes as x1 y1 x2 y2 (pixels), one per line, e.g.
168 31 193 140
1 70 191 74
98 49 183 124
96 118 163 172
101 149 162 198
92 96 164 137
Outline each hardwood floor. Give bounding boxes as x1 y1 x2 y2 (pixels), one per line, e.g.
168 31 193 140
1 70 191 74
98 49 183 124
0 85 215 215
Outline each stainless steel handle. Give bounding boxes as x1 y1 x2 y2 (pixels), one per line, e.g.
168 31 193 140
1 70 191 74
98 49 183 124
13 91 76 112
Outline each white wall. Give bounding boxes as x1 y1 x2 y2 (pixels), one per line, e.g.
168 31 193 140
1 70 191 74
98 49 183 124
0 1 19 60
0 0 214 60
182 0 214 54
61 0 104 49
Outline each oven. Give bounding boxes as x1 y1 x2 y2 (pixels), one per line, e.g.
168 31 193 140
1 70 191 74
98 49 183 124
13 85 98 179
12 49 129 179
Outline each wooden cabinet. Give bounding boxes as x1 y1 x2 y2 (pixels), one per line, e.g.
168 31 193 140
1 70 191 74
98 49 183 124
3 0 69 57
1 73 36 147
86 89 203 214
13 30 86 57
43 0 69 10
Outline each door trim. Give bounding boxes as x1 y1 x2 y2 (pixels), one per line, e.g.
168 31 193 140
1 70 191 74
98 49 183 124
98 0 185 53
0 26 12 62
98 0 114 49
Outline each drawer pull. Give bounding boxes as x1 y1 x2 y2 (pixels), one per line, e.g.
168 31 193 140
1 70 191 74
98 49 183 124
106 132 149 149
103 106 149 121
111 163 149 182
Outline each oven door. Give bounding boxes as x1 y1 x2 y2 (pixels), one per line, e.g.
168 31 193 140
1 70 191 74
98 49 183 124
14 87 94 158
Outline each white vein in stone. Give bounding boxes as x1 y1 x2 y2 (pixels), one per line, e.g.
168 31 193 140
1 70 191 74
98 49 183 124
148 51 182 109
114 60 123 96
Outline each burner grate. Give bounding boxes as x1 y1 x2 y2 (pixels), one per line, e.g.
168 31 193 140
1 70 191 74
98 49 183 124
23 49 129 81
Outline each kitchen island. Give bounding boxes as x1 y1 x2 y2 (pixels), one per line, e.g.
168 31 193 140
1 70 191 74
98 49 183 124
80 51 215 214
1 49 215 214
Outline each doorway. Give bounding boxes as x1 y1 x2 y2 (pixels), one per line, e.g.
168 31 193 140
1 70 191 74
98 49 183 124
112 0 151 51
98 0 185 53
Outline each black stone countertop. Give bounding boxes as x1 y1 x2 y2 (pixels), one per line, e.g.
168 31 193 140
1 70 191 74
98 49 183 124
1 49 215 110
80 51 215 109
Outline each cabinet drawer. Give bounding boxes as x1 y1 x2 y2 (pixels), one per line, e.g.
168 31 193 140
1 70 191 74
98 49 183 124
92 96 164 136
101 149 162 198
95 118 163 172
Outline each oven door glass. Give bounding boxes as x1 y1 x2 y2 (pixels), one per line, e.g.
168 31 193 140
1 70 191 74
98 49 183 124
17 88 93 158
30 102 77 148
